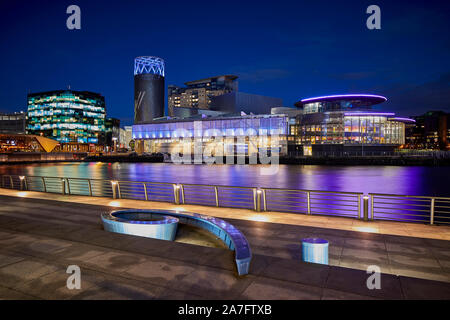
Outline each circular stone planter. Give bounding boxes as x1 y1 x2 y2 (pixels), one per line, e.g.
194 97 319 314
101 210 179 241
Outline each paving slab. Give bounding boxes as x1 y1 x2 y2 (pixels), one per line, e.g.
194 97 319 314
0 194 449 299
0 259 60 289
240 277 323 300
325 266 403 299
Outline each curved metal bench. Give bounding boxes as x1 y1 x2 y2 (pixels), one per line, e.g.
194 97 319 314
101 211 179 241
102 209 252 276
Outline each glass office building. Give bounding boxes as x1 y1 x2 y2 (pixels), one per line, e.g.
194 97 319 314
27 90 106 144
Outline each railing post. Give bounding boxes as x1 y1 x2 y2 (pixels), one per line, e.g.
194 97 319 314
117 182 122 199
430 198 435 225
214 186 219 207
9 175 13 189
181 184 185 204
42 177 47 192
111 181 117 199
88 179 93 196
370 195 374 220
255 188 262 212
19 176 25 191
307 191 311 214
61 178 66 195
262 189 267 211
143 182 148 201
363 195 369 221
173 184 180 204
66 179 71 195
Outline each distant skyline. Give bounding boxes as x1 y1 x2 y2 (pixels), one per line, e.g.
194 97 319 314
0 0 449 125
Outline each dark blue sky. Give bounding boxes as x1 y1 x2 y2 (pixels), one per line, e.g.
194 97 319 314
0 0 449 125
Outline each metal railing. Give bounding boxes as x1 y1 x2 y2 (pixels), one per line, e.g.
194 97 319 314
1 174 448 225
370 193 450 225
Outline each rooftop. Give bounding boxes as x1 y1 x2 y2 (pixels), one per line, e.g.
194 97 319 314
295 94 387 108
184 75 238 86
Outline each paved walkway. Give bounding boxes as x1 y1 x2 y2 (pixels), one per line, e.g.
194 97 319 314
0 191 449 299
1 188 449 241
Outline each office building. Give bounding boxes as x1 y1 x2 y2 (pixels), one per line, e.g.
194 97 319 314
0 111 26 134
26 90 106 151
168 75 238 117
168 75 282 118
105 117 120 151
405 111 449 150
119 126 133 151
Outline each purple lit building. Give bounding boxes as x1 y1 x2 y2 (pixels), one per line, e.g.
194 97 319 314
132 93 414 157
292 94 415 156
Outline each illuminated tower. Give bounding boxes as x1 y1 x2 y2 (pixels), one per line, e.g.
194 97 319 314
134 56 165 123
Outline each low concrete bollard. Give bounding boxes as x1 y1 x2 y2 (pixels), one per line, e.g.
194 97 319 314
302 238 329 265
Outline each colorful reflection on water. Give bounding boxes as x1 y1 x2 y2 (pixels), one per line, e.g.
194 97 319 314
0 162 449 196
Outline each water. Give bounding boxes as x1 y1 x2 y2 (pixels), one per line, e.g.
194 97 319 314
1 162 449 197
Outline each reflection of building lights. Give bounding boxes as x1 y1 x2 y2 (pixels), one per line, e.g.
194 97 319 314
108 201 121 207
17 192 27 197
173 207 185 212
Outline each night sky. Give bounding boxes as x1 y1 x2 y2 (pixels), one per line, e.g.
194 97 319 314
0 0 449 125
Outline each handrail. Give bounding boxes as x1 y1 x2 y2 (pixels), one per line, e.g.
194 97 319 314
263 187 364 195
369 192 450 201
369 192 450 225
1 174 449 225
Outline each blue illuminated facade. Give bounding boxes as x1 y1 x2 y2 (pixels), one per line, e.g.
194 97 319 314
26 90 106 144
133 114 288 139
133 114 289 155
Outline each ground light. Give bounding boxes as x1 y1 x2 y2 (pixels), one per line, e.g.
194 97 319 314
354 226 378 233
108 201 121 207
249 214 270 222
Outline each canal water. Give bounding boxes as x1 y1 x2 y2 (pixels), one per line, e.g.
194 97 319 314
0 162 449 197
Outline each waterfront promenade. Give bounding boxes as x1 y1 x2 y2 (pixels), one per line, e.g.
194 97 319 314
0 189 449 299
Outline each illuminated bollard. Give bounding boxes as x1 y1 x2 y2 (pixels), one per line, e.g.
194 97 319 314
302 238 329 265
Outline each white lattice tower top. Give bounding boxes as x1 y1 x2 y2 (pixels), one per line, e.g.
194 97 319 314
134 56 165 77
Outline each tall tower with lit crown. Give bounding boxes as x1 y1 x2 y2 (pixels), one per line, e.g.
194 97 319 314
134 56 165 123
